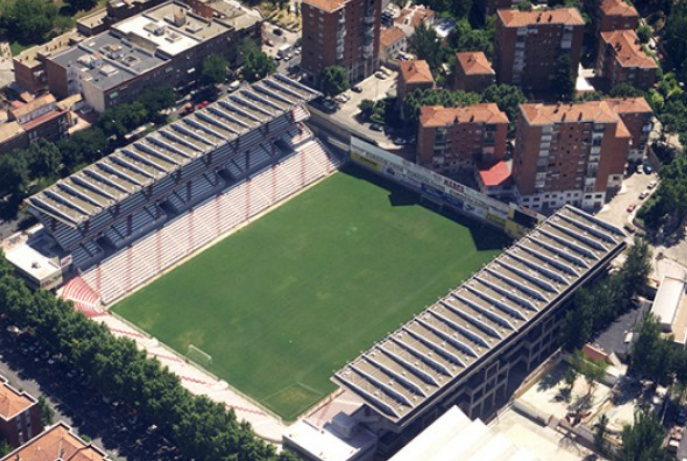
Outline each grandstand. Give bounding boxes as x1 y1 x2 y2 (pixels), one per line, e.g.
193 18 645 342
21 75 341 305
332 206 626 438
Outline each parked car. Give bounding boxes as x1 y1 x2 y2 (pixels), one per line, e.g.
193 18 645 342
648 180 657 189
351 85 363 93
393 137 406 145
639 190 649 200
322 99 337 112
370 122 383 131
375 71 387 80
197 100 210 110
627 203 637 213
636 164 643 174
265 39 274 47
273 28 283 36
624 223 636 234
334 93 350 104
643 164 654 174
228 80 241 92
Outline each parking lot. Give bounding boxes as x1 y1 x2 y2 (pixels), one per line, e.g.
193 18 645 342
596 164 658 232
317 68 400 148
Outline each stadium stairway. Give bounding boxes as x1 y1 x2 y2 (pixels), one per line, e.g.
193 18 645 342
59 276 104 317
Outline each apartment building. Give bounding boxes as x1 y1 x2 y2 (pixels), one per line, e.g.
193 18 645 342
397 60 433 102
45 0 261 112
597 0 639 33
77 0 168 36
301 0 381 84
454 51 495 92
13 32 83 94
0 94 70 156
0 377 43 448
416 104 508 172
494 9 585 91
605 97 653 161
0 422 108 461
512 101 631 210
380 26 407 61
596 29 657 91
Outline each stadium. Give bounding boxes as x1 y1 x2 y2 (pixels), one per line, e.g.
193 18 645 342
5 74 627 455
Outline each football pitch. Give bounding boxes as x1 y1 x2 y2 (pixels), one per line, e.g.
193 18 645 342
113 166 509 420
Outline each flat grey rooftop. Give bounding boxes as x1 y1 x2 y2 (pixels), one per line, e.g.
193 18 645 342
333 206 625 425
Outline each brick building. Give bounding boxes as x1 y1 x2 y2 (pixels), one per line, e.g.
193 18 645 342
397 60 433 102
596 29 657 91
454 51 495 92
45 0 261 113
0 422 108 461
416 104 508 172
494 8 585 92
597 0 639 33
0 94 70 156
12 32 83 94
0 376 42 448
512 100 631 211
77 0 168 36
605 97 653 161
301 0 381 84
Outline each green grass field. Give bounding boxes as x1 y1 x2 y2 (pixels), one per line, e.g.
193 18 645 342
113 167 509 420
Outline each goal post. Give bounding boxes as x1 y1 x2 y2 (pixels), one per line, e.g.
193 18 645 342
186 344 213 368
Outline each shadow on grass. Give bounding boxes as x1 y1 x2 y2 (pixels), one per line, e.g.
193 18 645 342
339 164 512 252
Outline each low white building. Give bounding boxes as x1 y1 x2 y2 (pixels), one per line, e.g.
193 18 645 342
650 275 687 345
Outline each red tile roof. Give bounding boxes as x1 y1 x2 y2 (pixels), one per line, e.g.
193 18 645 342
599 0 638 18
1 423 108 461
497 8 585 27
381 27 407 48
478 160 511 187
520 101 620 125
395 5 435 28
601 29 657 69
420 103 508 127
456 52 494 76
400 60 434 85
303 0 346 13
0 378 36 420
604 96 653 115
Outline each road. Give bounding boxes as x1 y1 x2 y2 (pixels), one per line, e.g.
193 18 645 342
595 167 656 230
0 321 182 461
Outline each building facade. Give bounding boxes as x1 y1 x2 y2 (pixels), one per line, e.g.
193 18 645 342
0 377 43 448
301 0 381 84
493 9 585 91
512 101 631 211
380 26 407 61
397 60 433 102
597 0 639 33
605 97 653 162
454 51 495 93
45 0 261 113
596 29 657 91
416 104 508 172
0 94 70 156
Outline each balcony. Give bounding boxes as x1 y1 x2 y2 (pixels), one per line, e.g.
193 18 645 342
364 15 375 25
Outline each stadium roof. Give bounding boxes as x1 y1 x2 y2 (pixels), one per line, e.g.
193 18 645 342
333 206 625 424
26 75 319 227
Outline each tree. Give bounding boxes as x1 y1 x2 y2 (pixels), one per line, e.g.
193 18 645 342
25 139 62 179
630 313 675 385
358 99 375 121
516 0 533 10
320 66 350 97
200 54 229 87
60 126 109 168
0 155 29 196
595 413 609 451
636 25 651 44
620 408 672 461
0 0 58 44
664 2 687 80
551 54 575 101
240 39 276 83
0 440 10 458
65 0 96 11
610 83 646 98
482 84 527 135
38 396 55 426
408 23 442 72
